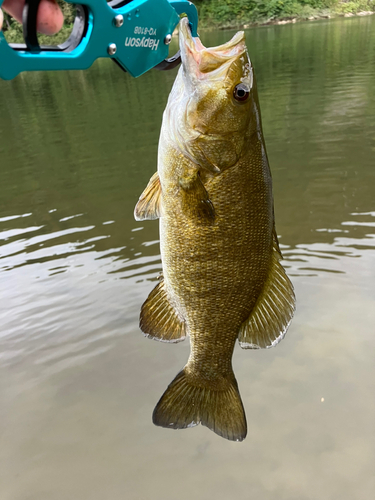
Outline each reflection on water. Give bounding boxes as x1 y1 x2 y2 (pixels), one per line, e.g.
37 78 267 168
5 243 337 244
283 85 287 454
0 15 374 500
283 211 375 277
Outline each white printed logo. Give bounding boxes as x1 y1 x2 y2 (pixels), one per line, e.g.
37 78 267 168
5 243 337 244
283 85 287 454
125 37 160 51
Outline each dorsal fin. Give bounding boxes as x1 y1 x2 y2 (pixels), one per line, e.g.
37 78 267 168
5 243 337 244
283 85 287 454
134 172 162 221
238 234 295 349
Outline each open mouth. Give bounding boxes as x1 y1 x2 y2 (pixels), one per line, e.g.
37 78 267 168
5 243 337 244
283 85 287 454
179 18 247 75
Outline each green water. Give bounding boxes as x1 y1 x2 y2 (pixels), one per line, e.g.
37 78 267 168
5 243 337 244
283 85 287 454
1 15 374 500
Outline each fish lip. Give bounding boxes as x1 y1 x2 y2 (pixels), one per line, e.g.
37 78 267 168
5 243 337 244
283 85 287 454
179 17 246 55
179 17 205 57
179 18 247 76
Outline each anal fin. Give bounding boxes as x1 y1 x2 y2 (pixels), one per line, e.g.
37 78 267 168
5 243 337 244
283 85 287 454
134 172 162 221
238 237 296 349
140 280 186 343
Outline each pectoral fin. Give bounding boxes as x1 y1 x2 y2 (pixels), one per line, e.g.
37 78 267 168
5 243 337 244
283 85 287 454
134 172 162 221
140 280 186 343
238 236 295 349
179 171 215 222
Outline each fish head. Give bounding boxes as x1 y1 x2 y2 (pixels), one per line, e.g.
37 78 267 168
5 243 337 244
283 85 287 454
181 21 253 134
164 18 259 172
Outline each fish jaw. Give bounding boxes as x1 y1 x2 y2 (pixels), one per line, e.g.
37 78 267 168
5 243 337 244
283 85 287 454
179 17 247 83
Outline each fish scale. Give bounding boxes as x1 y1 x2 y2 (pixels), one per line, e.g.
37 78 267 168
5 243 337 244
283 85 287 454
163 151 271 344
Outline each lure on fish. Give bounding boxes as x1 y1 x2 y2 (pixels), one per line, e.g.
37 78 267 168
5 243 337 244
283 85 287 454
134 18 295 441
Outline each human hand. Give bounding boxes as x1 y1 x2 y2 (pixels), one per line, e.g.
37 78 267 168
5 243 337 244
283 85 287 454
1 0 63 35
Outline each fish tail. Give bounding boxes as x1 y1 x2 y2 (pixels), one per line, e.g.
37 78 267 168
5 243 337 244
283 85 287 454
152 368 247 442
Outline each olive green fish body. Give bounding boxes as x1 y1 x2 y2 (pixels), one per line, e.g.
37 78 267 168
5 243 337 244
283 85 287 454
135 19 295 441
160 139 273 368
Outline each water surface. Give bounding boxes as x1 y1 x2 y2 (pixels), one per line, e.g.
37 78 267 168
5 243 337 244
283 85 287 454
0 15 374 500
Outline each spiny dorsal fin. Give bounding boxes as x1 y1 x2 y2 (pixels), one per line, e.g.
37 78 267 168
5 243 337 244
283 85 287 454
273 225 282 257
134 172 162 221
238 236 295 349
140 280 186 343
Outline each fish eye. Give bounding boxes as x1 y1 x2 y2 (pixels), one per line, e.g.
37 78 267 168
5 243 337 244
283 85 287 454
233 83 250 103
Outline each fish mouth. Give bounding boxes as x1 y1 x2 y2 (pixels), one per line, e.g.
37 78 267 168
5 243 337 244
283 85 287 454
179 18 247 77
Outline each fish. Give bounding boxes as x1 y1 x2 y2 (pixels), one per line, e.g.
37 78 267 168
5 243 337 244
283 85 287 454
134 18 295 442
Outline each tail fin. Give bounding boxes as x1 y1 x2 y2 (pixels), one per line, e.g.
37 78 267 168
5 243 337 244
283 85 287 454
152 368 247 442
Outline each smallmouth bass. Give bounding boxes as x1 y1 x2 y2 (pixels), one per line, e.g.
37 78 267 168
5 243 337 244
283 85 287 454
134 19 295 442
